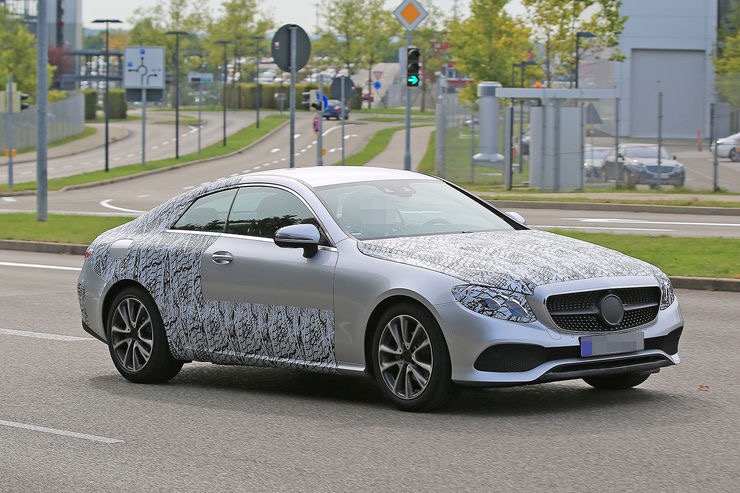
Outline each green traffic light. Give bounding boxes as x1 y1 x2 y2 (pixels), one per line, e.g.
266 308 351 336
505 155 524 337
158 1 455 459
407 75 420 87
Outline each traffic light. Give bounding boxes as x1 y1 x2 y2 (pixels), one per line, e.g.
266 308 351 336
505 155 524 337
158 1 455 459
407 47 420 87
19 92 30 111
309 90 322 110
10 92 30 112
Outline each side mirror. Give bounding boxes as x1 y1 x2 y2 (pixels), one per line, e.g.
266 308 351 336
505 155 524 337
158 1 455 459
274 223 320 258
504 211 526 225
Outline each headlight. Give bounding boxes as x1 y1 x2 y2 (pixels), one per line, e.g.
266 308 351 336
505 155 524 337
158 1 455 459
655 272 675 309
452 285 536 323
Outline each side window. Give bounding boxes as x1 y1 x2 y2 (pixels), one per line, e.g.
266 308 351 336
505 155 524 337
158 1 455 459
172 189 236 232
226 187 317 239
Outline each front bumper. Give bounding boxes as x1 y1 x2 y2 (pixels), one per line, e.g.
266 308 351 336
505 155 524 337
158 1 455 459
436 278 684 386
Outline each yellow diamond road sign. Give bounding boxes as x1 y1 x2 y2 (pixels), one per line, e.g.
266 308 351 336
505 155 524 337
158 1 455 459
394 0 428 31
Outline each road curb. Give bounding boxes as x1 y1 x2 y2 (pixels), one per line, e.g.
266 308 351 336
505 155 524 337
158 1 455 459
1 239 738 292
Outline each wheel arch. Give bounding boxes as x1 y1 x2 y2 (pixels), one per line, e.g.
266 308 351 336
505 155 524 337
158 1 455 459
362 294 449 378
102 279 153 335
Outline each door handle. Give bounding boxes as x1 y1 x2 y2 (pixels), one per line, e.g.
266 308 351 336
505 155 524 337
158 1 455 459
211 251 234 264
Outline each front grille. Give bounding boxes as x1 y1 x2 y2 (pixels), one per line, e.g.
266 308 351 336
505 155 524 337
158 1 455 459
645 165 675 173
546 287 660 332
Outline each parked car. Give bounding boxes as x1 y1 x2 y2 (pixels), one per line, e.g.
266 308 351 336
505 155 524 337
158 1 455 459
323 99 349 120
584 146 611 181
710 132 740 162
603 144 685 188
78 167 683 412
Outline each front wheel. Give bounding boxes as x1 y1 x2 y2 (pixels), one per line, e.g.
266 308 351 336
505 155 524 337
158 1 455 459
107 287 183 384
372 303 453 412
730 148 739 162
583 372 651 390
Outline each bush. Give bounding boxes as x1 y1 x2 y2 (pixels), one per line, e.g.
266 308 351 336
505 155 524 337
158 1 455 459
81 89 97 120
109 88 127 119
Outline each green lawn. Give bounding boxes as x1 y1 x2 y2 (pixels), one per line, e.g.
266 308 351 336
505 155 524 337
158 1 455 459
0 213 737 279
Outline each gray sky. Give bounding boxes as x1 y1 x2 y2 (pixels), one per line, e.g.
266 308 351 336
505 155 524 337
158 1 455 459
82 0 475 33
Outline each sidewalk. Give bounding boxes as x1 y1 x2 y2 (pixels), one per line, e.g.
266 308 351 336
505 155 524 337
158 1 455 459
0 123 129 166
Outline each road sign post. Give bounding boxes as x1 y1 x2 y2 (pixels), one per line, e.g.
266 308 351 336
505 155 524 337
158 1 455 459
331 76 355 166
394 0 428 171
124 46 165 166
272 24 311 168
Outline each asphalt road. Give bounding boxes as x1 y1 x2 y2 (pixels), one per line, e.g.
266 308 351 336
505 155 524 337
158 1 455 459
0 110 259 186
0 250 738 491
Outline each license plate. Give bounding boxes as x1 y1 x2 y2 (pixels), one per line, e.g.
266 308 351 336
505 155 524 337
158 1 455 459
580 331 644 357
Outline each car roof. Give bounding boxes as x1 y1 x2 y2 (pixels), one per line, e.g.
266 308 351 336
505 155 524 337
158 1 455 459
242 166 438 188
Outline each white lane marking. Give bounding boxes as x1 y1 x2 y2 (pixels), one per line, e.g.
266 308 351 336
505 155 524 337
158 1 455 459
99 199 145 214
535 225 673 232
182 185 195 190
293 133 301 139
0 261 81 272
563 218 740 228
0 419 123 444
0 328 92 341
270 148 280 153
152 145 159 150
2 197 16 202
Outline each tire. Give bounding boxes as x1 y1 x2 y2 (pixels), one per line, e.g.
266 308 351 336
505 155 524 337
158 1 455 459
371 303 453 412
106 287 183 384
583 372 651 390
730 148 739 162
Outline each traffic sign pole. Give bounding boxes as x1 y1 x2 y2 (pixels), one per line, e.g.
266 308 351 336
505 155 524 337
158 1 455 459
317 74 324 165
289 26 297 168
6 76 14 189
405 32 412 171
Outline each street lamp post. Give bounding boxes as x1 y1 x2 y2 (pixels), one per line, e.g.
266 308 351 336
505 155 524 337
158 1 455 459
575 31 596 89
215 40 233 147
92 18 122 172
250 36 262 129
166 31 189 159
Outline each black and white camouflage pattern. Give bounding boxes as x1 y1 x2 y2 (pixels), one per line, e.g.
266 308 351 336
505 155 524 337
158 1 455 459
357 229 662 295
79 178 337 372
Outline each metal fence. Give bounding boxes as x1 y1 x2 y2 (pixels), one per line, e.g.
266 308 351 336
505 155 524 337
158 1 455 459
1 92 85 152
432 79 740 193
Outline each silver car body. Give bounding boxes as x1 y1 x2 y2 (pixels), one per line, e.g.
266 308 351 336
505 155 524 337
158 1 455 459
78 167 683 388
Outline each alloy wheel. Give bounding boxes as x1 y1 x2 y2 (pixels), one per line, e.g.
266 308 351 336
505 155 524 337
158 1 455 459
377 314 433 400
110 296 154 373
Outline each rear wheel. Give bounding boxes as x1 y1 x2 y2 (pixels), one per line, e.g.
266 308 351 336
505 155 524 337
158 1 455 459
372 303 453 412
583 372 651 390
730 148 739 162
107 287 183 383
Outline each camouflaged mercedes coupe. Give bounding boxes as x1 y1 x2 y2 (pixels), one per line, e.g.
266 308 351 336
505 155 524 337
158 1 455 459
78 167 683 411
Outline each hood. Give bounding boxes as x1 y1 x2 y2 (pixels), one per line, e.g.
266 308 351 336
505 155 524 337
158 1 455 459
357 230 660 295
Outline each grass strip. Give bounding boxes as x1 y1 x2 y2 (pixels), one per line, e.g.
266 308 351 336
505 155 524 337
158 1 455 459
0 212 737 279
553 230 739 279
0 213 134 245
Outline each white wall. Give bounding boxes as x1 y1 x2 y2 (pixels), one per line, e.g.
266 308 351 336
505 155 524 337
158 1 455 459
614 0 717 138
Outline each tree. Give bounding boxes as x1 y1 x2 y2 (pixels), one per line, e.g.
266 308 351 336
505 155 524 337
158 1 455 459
0 6 37 96
715 0 740 108
357 0 398 107
447 0 532 100
522 0 626 88
128 0 212 82
205 0 274 84
317 0 366 75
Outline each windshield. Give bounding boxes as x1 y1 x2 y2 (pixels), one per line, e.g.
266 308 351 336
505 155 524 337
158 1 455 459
624 146 671 159
315 179 515 240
